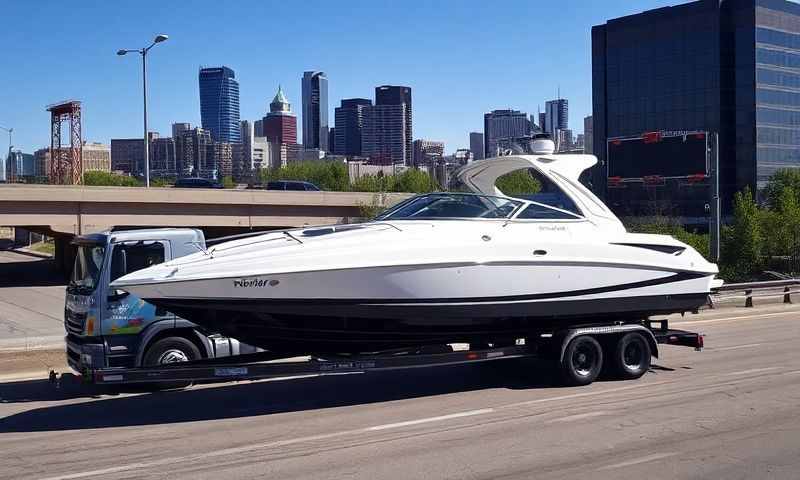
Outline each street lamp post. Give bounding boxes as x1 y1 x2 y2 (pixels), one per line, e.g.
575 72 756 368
117 34 168 187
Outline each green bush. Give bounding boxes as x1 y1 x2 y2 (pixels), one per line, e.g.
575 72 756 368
259 161 350 191
258 161 439 194
83 171 142 187
151 176 176 187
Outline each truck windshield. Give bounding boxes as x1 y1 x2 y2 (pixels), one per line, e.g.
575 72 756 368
70 245 106 293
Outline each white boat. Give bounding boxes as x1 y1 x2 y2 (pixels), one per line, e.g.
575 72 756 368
112 148 719 353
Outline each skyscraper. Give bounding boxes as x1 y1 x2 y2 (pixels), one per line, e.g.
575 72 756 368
263 85 297 145
592 0 800 208
111 132 158 175
171 123 191 140
483 109 531 157
301 71 329 151
199 66 241 143
545 99 568 135
362 104 408 165
469 132 484 160
412 139 445 167
334 98 372 156
375 85 412 165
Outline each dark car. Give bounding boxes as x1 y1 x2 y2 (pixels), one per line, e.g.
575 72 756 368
173 178 224 189
265 180 321 191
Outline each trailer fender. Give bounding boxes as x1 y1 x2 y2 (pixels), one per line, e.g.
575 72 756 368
557 325 658 363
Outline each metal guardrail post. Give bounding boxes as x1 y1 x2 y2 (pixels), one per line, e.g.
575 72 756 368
785 286 792 304
745 289 753 308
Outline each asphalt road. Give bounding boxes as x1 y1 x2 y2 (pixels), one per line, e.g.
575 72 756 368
0 304 799 479
0 249 65 350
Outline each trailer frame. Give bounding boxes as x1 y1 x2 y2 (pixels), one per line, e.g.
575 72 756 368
57 320 703 387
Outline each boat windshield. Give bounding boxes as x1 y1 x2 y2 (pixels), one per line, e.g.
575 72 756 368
376 193 524 220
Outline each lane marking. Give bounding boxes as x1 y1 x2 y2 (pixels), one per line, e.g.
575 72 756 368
37 408 494 480
366 408 493 431
598 452 677 470
674 311 798 326
545 410 609 424
712 343 763 352
724 367 781 376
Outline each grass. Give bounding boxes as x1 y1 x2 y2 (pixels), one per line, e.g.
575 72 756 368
29 241 55 256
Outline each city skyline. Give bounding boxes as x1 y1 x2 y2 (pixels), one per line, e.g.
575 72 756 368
0 0 676 156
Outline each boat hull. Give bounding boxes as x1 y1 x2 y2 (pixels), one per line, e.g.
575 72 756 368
146 290 710 353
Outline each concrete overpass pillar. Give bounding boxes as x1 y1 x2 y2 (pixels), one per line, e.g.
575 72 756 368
54 237 76 278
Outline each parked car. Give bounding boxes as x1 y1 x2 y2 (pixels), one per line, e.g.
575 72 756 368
173 178 224 189
265 180 321 191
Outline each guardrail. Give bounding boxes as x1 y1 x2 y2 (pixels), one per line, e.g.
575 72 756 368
711 279 800 308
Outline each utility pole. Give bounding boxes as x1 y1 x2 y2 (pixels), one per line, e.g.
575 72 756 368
709 131 721 262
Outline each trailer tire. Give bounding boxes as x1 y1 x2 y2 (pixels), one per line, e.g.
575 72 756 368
610 332 651 380
560 335 603 386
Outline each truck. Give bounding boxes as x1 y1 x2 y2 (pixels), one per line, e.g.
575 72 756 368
65 228 257 375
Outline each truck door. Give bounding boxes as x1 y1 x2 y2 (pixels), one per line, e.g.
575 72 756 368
105 240 173 336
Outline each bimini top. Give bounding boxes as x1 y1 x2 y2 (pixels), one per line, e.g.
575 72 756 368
456 154 625 231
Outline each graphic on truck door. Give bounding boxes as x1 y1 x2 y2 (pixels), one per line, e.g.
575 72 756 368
106 241 172 335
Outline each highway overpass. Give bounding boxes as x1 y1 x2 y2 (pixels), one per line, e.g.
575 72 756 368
0 184 410 272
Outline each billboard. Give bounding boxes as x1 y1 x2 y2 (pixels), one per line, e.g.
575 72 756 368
607 131 708 179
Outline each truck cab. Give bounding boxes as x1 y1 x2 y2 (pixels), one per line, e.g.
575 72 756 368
65 228 254 374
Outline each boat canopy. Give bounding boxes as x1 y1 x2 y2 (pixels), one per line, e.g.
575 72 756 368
456 155 625 231
456 154 596 197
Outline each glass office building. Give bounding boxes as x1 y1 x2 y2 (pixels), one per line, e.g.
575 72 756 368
592 0 800 212
199 67 241 143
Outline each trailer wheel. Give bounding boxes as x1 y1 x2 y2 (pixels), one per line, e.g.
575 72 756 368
560 335 603 386
610 332 651 380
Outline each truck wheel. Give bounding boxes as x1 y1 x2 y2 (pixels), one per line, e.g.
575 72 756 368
143 336 202 366
140 337 202 390
610 332 651 380
560 335 603 386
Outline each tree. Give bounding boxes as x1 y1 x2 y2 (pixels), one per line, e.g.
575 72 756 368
495 169 542 196
393 168 438 193
720 187 763 281
762 168 800 210
626 216 710 260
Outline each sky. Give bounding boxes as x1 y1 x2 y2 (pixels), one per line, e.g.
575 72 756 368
0 0 675 155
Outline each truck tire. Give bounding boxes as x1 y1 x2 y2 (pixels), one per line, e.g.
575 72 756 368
610 332 651 380
143 336 202 366
140 337 202 390
560 335 603 386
